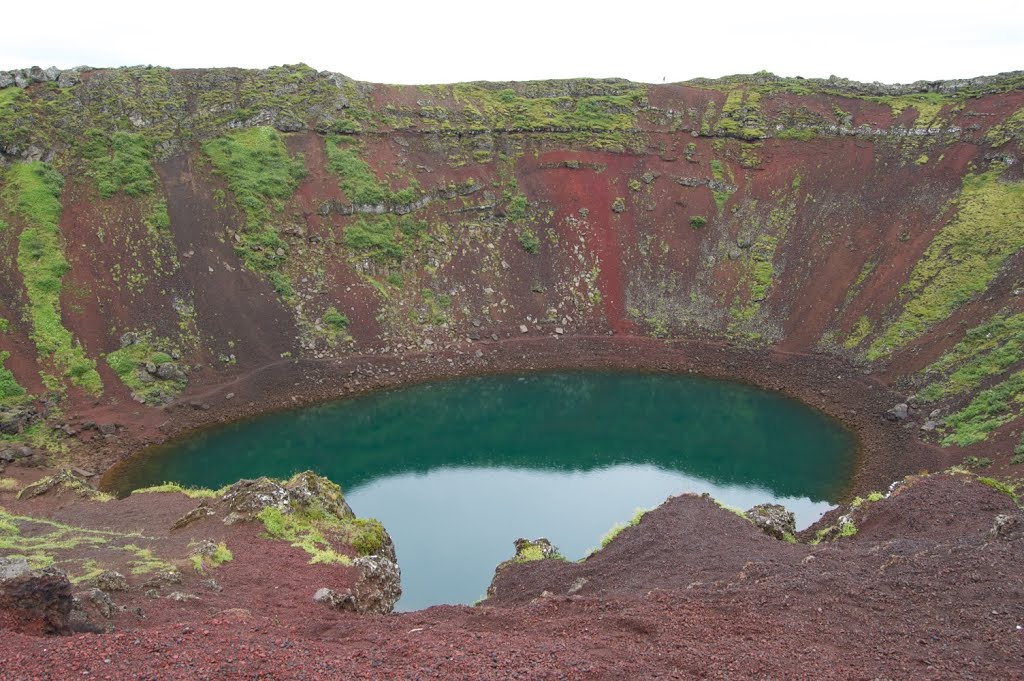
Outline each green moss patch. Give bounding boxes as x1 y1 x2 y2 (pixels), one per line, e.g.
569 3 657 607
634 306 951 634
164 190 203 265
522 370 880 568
0 351 27 403
0 506 166 581
326 135 419 205
985 106 1024 147
518 227 540 254
716 89 765 140
709 159 735 211
4 162 102 394
257 506 352 565
343 214 428 264
869 166 1024 360
843 316 872 350
82 131 157 198
449 84 644 149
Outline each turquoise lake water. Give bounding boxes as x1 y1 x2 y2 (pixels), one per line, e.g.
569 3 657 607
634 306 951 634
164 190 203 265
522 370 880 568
106 371 857 610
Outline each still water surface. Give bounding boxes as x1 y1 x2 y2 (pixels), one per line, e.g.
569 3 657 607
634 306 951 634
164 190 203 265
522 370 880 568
106 371 857 610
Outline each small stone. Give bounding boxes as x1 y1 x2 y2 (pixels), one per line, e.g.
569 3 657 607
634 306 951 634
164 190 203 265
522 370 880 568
313 587 356 612
95 571 128 592
554 327 564 335
201 579 222 593
989 514 1022 540
520 325 528 333
885 403 909 421
166 592 199 603
567 577 588 595
56 70 80 88
0 557 30 581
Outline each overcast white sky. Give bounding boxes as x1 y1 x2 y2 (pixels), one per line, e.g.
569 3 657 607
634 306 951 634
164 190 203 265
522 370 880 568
2 0 1021 85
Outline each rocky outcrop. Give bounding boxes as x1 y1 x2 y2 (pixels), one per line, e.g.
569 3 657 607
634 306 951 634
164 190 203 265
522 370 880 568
0 558 74 635
314 555 402 615
989 513 1022 540
16 469 108 501
220 471 355 524
218 472 399 613
487 538 563 599
745 503 796 541
0 406 37 436
0 66 80 89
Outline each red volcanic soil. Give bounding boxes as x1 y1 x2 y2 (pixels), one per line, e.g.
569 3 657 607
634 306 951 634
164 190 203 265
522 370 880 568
1 470 1021 679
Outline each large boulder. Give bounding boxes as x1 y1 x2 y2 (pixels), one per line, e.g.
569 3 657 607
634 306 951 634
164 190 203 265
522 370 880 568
885 403 910 421
0 406 36 435
0 558 74 635
284 471 355 521
745 503 796 541
352 555 402 614
220 478 292 524
313 586 356 612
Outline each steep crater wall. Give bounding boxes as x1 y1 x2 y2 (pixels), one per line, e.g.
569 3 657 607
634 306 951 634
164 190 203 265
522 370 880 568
0 66 1023 483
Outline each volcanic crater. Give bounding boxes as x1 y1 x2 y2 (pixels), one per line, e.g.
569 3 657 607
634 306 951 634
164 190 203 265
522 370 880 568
1 64 1023 678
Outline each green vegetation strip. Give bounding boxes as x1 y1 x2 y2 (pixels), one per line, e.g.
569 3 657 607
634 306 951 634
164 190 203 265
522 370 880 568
918 313 1024 403
0 506 163 577
941 370 1024 446
449 85 644 148
203 126 306 298
4 162 102 393
868 166 1024 360
130 482 224 498
326 135 419 205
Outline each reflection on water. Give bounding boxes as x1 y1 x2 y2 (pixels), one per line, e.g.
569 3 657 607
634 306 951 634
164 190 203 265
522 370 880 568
106 371 857 610
348 464 835 610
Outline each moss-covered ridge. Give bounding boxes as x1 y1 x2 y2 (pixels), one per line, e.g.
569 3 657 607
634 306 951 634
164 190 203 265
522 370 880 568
1 469 396 590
